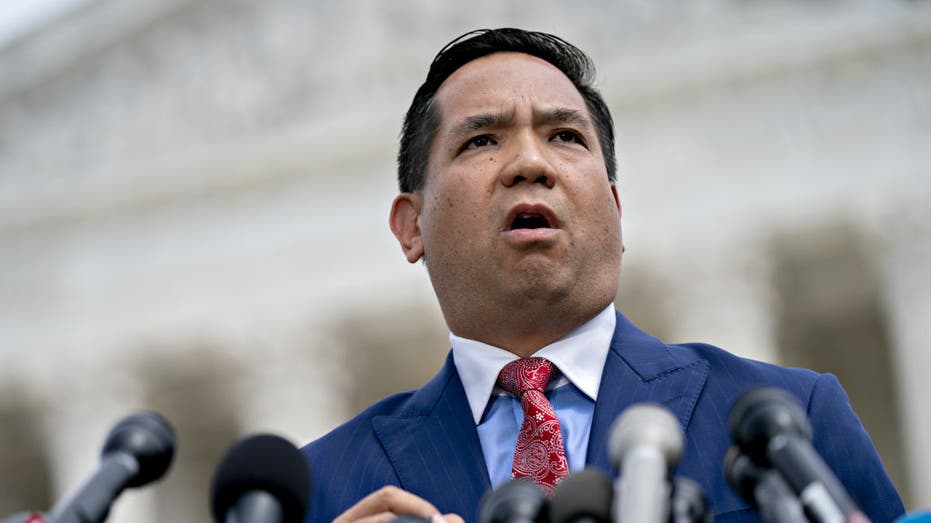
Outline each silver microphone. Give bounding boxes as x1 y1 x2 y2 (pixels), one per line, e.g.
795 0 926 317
608 404 684 523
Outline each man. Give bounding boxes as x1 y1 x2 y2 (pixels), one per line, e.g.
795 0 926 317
302 29 904 523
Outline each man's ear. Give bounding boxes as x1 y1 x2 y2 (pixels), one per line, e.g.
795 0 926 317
610 182 621 215
390 193 425 263
610 182 625 254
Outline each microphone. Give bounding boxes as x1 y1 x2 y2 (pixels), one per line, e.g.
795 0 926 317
479 480 547 523
724 446 806 523
728 387 869 523
0 513 46 523
210 434 311 523
45 411 175 523
608 403 684 523
549 468 612 523
669 477 711 523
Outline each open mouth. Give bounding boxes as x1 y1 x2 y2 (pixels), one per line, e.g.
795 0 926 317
510 213 553 230
505 205 558 232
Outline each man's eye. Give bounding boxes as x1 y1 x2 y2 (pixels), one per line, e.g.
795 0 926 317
463 135 495 150
552 130 585 145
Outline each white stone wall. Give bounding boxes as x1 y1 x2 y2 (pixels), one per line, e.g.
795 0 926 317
1 0 929 517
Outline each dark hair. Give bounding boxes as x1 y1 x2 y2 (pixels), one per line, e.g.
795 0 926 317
397 28 617 193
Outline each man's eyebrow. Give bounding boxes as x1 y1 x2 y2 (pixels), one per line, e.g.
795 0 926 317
535 108 592 129
446 107 590 143
447 112 515 141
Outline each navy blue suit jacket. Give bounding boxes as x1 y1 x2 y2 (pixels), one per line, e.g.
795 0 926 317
302 311 904 522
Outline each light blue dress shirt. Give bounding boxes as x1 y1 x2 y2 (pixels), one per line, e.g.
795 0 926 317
450 304 616 488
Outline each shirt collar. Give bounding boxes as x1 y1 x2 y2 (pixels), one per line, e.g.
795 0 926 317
451 304 616 424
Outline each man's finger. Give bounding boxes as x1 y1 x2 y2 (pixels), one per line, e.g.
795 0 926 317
354 515 459 523
333 486 440 523
352 513 404 523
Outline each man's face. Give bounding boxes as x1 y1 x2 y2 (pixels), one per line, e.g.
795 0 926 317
391 52 623 343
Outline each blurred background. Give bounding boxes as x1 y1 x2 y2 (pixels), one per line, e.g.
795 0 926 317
1 0 929 520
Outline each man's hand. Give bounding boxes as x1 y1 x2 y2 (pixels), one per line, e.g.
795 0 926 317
332 486 465 523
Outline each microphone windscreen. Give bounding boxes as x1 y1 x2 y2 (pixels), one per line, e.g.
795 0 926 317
727 387 811 461
723 446 759 502
670 476 710 523
607 403 683 469
210 434 311 523
479 479 546 523
101 411 175 487
549 468 611 523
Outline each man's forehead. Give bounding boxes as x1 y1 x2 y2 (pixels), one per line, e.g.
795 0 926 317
432 52 590 124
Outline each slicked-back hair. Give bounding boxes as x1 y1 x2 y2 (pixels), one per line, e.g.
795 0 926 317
397 28 617 193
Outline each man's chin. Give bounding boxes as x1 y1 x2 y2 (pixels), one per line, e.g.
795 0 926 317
497 269 574 304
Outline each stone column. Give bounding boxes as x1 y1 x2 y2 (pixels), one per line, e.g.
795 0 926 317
881 201 931 507
659 237 779 364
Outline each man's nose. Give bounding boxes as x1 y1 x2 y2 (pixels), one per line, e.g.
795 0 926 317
498 134 557 189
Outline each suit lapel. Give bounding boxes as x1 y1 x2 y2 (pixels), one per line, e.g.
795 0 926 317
370 311 710 517
586 311 709 473
372 353 490 520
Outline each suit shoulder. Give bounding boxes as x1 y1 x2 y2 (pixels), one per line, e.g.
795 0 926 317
670 340 819 379
303 354 457 458
299 391 425 521
666 341 824 403
303 389 416 455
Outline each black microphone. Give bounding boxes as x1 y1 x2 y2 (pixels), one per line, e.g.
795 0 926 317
608 403 684 523
45 411 175 523
549 468 612 523
724 447 806 523
479 480 547 523
210 434 311 523
669 477 711 523
729 387 869 523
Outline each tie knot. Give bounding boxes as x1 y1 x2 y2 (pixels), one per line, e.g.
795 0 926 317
497 357 553 396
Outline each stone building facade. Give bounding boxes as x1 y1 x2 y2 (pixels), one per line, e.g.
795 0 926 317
1 1 929 520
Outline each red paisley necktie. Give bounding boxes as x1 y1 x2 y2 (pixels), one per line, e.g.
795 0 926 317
497 357 569 494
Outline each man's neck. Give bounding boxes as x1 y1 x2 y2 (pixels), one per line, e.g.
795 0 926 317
447 302 611 358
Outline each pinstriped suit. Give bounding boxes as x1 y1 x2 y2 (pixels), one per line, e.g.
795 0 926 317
301 311 904 522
